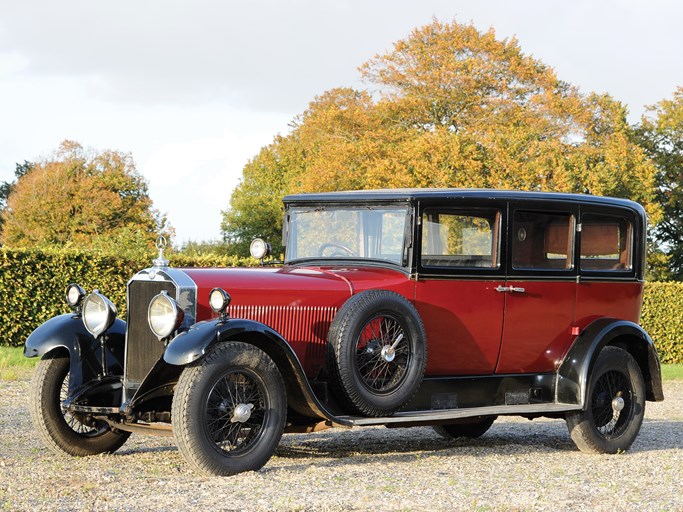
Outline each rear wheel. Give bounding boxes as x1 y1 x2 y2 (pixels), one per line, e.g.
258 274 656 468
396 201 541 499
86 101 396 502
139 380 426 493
565 346 645 454
433 416 496 439
172 342 286 476
29 353 129 456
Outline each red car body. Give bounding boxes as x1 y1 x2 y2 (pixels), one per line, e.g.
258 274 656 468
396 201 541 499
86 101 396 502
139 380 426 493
25 189 664 476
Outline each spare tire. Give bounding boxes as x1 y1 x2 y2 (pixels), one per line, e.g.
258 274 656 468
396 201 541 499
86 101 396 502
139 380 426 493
327 290 427 417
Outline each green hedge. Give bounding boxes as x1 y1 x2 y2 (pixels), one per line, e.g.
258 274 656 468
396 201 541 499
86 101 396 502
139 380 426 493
2 248 682 363
640 282 683 364
0 248 254 347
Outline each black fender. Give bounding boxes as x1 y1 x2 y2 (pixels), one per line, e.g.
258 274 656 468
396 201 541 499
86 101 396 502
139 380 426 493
164 318 351 426
556 318 664 407
24 313 126 395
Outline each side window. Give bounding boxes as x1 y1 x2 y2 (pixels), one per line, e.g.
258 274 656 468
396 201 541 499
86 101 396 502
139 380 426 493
581 213 632 271
512 211 574 270
421 210 499 268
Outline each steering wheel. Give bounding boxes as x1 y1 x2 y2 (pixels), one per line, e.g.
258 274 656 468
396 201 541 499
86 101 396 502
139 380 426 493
318 242 357 257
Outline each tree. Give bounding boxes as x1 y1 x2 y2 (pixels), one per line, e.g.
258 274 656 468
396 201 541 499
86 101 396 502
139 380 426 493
0 161 34 235
1 140 172 256
222 19 659 255
635 87 683 280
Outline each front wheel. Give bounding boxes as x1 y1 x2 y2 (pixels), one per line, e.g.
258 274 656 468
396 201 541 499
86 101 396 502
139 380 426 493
29 353 130 456
172 342 287 476
565 346 645 454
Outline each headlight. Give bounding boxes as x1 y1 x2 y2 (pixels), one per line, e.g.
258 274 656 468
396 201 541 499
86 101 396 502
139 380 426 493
250 238 271 260
148 291 184 339
209 288 231 316
82 291 117 337
65 283 86 310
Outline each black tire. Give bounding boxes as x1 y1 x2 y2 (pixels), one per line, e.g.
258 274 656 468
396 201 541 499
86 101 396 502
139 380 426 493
433 416 496 439
327 290 427 417
29 353 130 456
172 342 286 476
565 346 645 454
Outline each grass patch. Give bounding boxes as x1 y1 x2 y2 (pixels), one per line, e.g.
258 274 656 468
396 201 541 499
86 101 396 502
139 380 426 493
0 346 38 381
662 364 683 381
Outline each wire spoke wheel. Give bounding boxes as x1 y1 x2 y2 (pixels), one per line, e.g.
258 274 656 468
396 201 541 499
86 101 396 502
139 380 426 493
590 370 632 438
565 346 645 454
204 370 266 454
29 353 129 456
328 290 427 417
173 342 286 476
59 371 107 436
355 314 411 394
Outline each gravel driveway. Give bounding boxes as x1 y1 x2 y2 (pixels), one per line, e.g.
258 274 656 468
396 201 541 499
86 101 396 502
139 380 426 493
1 377 681 512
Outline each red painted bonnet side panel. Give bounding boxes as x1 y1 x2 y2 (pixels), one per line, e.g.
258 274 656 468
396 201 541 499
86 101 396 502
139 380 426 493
182 266 414 377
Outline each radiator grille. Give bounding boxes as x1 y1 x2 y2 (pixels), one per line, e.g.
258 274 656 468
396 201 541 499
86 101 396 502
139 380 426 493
125 280 177 387
229 305 337 363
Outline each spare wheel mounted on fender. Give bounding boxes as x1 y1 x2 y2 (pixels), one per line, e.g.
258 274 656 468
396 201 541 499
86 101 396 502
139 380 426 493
327 289 428 417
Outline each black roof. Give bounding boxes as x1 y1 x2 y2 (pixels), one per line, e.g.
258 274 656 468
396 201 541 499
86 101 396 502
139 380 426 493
284 188 645 215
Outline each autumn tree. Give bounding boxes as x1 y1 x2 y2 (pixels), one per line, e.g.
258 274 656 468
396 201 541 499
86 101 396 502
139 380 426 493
1 140 172 256
0 161 34 234
635 87 683 280
222 19 659 255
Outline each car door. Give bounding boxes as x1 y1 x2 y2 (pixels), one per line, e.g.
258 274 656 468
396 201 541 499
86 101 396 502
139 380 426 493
414 202 506 375
496 203 578 374
574 205 643 328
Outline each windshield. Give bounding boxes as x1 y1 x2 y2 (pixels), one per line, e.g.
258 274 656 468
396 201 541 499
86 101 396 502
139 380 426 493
285 205 411 265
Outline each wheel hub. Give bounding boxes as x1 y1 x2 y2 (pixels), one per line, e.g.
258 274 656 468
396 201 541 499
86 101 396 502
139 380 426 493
230 403 255 423
612 395 625 413
381 345 396 362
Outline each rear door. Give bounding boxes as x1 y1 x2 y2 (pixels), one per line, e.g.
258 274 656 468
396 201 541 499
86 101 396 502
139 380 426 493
496 203 578 374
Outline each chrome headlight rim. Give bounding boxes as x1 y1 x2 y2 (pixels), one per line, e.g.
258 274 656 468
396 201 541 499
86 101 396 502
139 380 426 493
209 287 231 316
82 290 117 337
148 291 184 340
65 283 86 310
249 238 271 260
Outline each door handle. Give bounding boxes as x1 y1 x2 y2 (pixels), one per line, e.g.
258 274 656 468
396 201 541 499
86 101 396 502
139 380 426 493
495 285 525 293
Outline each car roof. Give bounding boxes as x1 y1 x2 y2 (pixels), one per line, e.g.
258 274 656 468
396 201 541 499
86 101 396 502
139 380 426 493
283 188 645 214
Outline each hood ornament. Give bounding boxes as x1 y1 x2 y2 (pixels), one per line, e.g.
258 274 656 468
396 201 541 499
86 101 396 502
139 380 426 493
152 235 169 268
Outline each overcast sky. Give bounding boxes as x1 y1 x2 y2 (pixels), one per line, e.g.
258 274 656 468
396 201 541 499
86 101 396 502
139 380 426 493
1 0 682 244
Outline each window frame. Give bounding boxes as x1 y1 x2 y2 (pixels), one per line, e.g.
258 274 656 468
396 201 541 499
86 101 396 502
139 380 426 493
416 202 505 278
578 206 638 280
506 203 578 279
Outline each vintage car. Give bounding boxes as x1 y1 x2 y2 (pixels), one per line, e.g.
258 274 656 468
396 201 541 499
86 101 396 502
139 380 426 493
25 189 664 476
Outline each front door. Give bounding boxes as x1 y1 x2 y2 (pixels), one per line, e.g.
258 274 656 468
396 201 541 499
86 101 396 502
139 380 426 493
415 204 506 375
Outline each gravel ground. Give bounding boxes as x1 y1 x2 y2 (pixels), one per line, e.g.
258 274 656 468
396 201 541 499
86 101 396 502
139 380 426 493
0 377 681 512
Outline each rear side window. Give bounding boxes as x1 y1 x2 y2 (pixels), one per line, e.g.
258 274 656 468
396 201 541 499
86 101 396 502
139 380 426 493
581 213 632 271
512 211 574 270
421 210 500 268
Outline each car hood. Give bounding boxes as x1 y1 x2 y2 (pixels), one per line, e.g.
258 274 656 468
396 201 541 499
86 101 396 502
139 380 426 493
182 265 412 321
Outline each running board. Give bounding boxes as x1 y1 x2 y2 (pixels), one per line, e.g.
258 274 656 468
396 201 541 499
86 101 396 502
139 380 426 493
336 403 582 427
